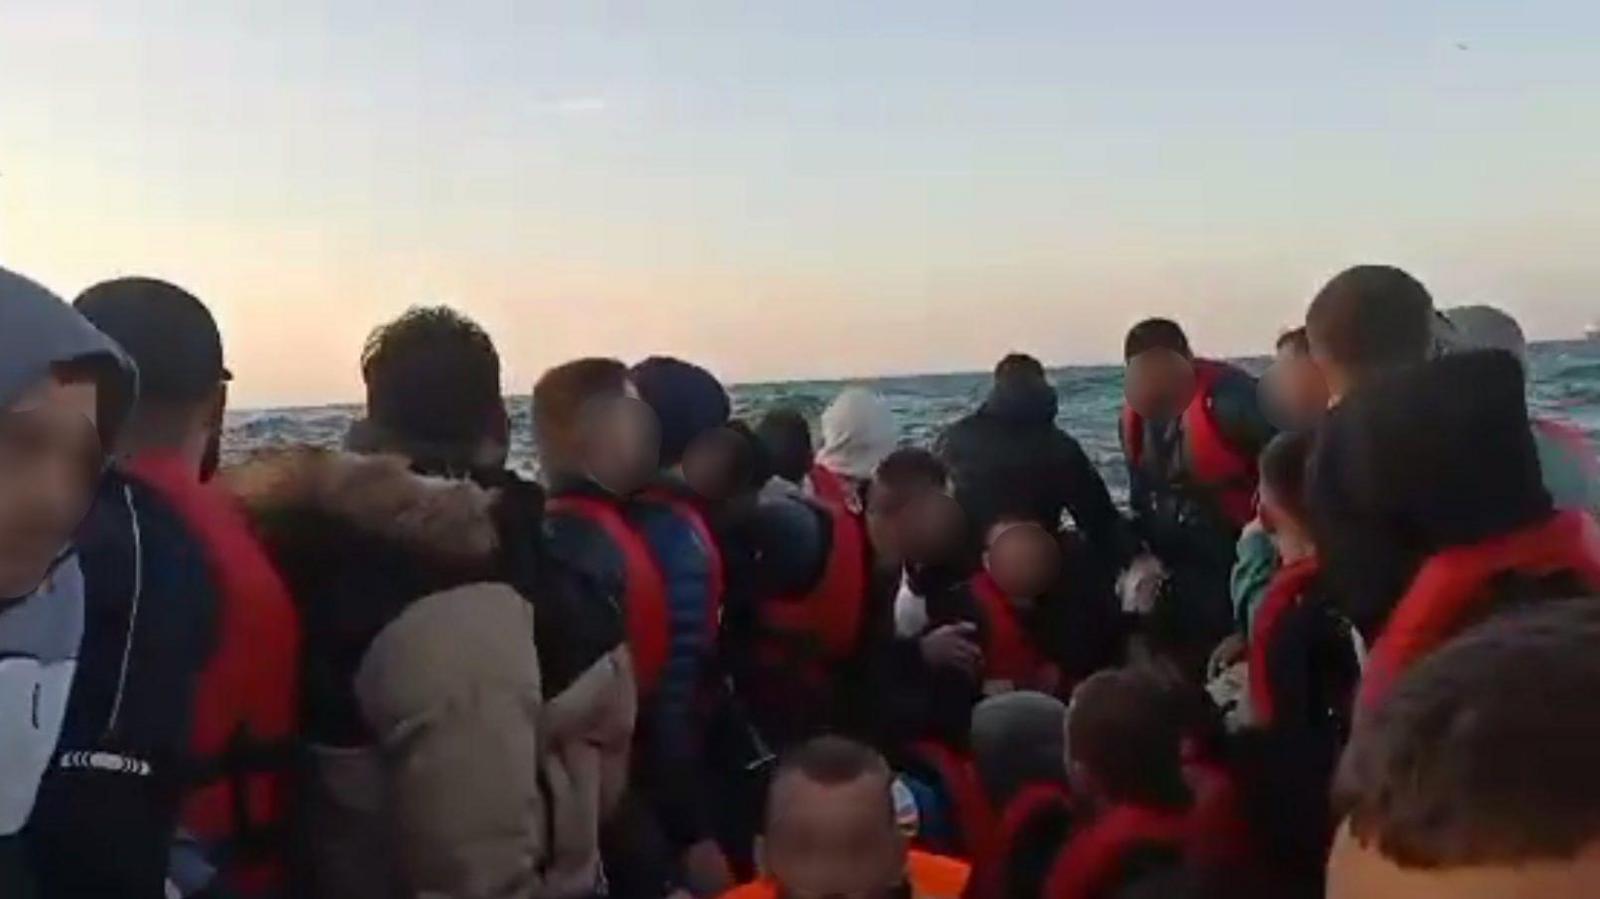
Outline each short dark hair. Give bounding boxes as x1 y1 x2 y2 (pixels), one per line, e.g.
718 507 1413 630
1334 599 1600 868
532 357 630 439
1276 326 1311 356
362 307 502 447
1069 669 1190 809
756 407 814 484
772 735 892 796
723 419 773 492
1305 266 1434 377
1124 319 1192 362
873 447 948 492
1259 429 1316 524
995 353 1047 383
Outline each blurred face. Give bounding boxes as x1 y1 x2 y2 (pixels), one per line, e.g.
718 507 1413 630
865 480 929 565
682 427 744 503
578 394 660 497
1265 346 1330 428
1124 349 1196 423
0 374 104 597
763 773 906 899
984 522 1062 600
900 491 967 567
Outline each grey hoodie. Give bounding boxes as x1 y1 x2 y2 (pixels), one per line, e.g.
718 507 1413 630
0 266 135 844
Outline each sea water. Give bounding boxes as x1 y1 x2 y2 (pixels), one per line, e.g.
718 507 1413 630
225 341 1600 500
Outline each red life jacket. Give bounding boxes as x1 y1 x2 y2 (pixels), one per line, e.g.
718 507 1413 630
761 469 869 663
1247 557 1323 729
1358 509 1600 709
547 495 673 695
1042 804 1190 899
908 741 998 858
969 572 1058 691
638 486 725 638
1120 359 1258 528
1181 760 1251 871
126 454 301 896
967 783 1075 899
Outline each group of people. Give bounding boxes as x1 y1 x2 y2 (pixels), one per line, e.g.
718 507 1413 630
3 260 1600 899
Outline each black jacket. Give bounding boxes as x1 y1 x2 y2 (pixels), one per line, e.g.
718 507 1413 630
937 379 1134 571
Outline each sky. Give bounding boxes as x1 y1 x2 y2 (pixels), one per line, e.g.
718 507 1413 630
3 2 1599 408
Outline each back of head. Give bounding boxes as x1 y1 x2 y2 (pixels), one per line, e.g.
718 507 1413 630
756 407 814 484
359 306 503 463
971 691 1068 806
630 356 730 469
75 277 225 410
1124 319 1192 363
819 387 897 480
1331 600 1600 886
1443 305 1528 369
1275 326 1311 357
1305 266 1434 391
995 352 1048 385
874 446 950 494
1258 429 1315 527
1067 669 1189 810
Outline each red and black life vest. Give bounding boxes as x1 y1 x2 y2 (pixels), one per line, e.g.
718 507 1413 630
968 572 1060 694
1358 509 1600 709
126 453 301 896
1041 804 1190 899
638 486 726 638
1120 359 1258 528
1247 557 1323 729
967 783 1075 899
759 465 870 664
906 741 998 858
547 495 673 696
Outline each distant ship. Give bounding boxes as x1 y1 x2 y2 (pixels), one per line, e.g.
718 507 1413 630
1588 323 1600 341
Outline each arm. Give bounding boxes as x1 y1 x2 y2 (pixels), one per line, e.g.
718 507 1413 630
1231 525 1280 634
1052 432 1137 570
355 585 544 899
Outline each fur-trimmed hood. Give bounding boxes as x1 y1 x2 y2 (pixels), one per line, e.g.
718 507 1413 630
223 447 502 568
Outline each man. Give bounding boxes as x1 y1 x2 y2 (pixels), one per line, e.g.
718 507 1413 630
754 408 814 498
1120 319 1273 675
1260 327 1328 430
30 278 299 898
815 388 897 505
936 353 1131 572
1328 600 1600 898
1303 264 1436 406
720 736 969 899
0 266 135 894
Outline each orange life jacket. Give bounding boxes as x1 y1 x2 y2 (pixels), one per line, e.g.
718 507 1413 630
1358 509 1600 709
547 495 673 695
1247 557 1323 729
126 453 301 896
1120 359 1258 528
969 572 1058 692
720 851 971 899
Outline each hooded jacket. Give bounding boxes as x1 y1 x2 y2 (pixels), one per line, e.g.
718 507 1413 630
224 449 634 899
0 268 135 891
817 388 897 483
935 378 1133 570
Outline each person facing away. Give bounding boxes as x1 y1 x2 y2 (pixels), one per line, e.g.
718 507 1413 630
755 408 816 499
719 736 970 899
1120 318 1274 677
1327 599 1600 898
230 309 631 899
0 267 136 897
1442 303 1600 515
1304 264 1437 409
1308 350 1600 703
29 278 299 899
815 387 898 505
934 353 1133 573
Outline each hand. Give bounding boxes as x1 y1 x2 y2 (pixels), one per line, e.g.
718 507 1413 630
1118 554 1167 615
920 622 983 676
683 839 735 897
1207 634 1247 681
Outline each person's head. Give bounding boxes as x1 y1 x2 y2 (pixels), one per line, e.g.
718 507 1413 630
994 352 1048 386
757 407 815 485
762 736 906 899
533 358 658 494
1263 327 1329 429
630 356 731 471
1443 305 1529 373
971 691 1069 807
354 306 507 474
865 447 950 565
1305 265 1435 402
1123 318 1192 363
74 277 231 478
1 267 135 598
983 518 1062 601
1328 599 1600 898
683 420 769 505
1123 347 1196 423
1065 669 1190 812
817 388 897 483
1258 430 1317 562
